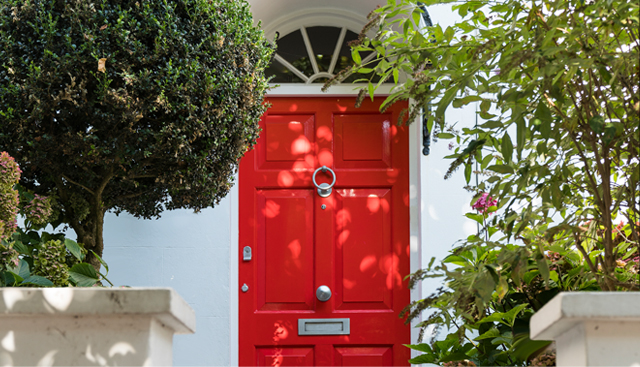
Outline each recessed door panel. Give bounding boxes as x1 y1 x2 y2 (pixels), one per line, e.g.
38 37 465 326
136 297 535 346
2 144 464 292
257 189 314 311
257 114 315 171
335 188 392 310
334 346 393 366
256 346 314 366
334 113 392 169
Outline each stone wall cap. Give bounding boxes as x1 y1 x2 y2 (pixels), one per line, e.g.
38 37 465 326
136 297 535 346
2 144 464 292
0 287 195 334
530 291 640 341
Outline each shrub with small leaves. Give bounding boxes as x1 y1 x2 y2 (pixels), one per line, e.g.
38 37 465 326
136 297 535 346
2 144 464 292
33 239 69 286
0 0 274 270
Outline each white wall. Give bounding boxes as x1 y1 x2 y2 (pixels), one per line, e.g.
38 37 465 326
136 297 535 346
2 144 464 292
102 193 235 366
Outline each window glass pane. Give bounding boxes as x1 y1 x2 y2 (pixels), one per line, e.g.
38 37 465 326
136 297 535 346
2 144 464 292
306 26 341 72
265 58 304 83
276 30 307 66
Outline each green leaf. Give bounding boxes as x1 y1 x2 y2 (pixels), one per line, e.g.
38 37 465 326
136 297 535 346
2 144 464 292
474 327 501 341
14 259 31 279
501 133 513 163
452 95 482 108
464 163 472 184
478 304 528 327
408 354 437 364
12 240 30 255
21 275 54 287
90 250 109 274
603 123 617 145
588 115 605 134
65 239 85 261
537 257 551 286
351 49 362 65
487 165 514 174
524 270 540 284
69 263 99 287
511 334 552 360
438 132 454 139
436 87 457 120
2 271 23 285
465 212 484 225
404 343 434 353
516 116 526 159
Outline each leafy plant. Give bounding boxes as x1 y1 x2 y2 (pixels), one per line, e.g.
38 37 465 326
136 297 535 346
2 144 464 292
0 0 274 270
0 151 111 287
326 0 639 364
1 230 111 287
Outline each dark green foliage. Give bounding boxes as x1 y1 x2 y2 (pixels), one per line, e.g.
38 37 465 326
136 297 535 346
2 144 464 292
0 0 273 266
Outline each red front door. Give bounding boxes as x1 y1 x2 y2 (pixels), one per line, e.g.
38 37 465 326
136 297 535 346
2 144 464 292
239 97 410 366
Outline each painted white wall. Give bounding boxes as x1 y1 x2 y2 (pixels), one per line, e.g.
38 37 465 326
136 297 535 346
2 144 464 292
102 193 235 366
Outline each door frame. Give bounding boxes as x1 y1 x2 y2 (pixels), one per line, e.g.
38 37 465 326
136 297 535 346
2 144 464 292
230 84 423 365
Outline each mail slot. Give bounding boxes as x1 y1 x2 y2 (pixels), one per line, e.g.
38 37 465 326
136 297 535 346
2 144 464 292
298 318 350 336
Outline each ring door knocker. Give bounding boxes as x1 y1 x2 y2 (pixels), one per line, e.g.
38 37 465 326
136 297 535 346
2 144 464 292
312 166 336 198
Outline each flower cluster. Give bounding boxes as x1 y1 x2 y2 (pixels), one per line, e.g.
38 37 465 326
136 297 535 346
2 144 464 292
443 361 477 367
33 239 69 286
0 242 18 272
22 194 54 227
472 193 498 215
0 152 21 186
0 152 21 242
617 256 640 274
530 350 556 366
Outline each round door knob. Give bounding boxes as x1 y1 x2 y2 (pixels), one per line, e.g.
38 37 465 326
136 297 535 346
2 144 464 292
316 285 332 302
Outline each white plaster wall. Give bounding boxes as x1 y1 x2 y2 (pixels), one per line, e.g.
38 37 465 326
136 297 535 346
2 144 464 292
417 3 478 342
102 194 234 366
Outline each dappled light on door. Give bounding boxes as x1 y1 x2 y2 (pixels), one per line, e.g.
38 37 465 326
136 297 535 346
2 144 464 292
239 97 410 365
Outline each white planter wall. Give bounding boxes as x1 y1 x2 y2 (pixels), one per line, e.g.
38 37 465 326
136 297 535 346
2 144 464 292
531 292 640 366
0 288 194 366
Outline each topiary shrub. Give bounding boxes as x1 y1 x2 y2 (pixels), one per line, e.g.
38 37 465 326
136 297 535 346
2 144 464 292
0 0 273 269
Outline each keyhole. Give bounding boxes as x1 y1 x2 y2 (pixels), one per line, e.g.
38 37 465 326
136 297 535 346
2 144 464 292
321 204 326 210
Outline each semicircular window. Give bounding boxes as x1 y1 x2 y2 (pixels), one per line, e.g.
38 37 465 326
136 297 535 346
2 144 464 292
266 26 380 84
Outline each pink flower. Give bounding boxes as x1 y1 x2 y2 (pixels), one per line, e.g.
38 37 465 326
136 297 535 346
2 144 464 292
472 193 498 214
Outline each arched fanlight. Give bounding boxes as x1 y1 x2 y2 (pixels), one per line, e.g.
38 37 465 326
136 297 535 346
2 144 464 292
265 26 378 84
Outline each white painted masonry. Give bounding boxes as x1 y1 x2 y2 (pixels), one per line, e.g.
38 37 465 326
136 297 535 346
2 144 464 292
0 288 194 366
531 292 640 366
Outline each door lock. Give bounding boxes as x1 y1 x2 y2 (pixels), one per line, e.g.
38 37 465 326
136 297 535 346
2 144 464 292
243 246 252 261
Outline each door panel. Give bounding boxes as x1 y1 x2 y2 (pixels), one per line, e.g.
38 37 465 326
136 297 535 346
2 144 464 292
256 346 315 366
334 114 392 168
334 346 393 366
335 188 392 309
240 97 410 366
257 189 314 311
